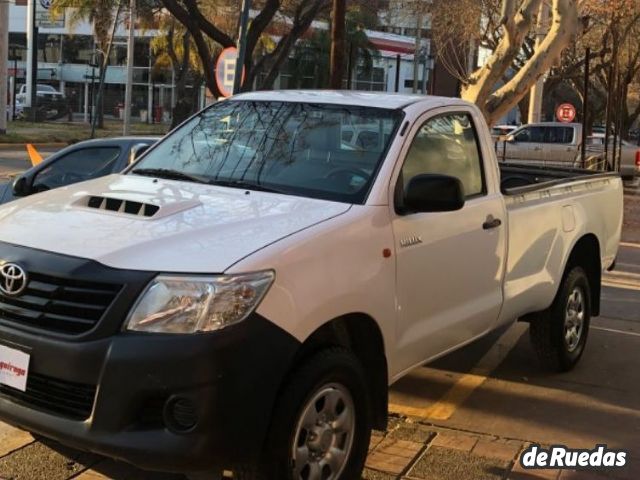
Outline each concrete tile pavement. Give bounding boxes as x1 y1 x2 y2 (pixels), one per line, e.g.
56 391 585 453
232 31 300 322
1 418 637 480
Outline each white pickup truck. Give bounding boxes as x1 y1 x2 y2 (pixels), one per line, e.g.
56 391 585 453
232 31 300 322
0 92 623 479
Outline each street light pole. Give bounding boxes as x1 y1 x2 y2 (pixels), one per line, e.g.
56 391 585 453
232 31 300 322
580 47 590 168
233 0 252 95
412 12 423 94
123 0 136 135
26 0 39 121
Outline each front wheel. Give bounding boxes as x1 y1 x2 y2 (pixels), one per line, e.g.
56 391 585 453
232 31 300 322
261 348 372 480
529 266 591 372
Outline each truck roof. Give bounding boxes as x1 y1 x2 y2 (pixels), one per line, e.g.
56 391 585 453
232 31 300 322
230 90 470 110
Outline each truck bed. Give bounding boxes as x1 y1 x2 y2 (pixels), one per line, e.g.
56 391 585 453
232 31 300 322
499 163 617 195
496 163 623 325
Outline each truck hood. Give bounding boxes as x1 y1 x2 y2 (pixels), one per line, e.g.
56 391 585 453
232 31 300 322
0 174 351 272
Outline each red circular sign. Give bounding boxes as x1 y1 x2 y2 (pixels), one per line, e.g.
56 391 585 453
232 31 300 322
556 103 576 123
215 47 245 98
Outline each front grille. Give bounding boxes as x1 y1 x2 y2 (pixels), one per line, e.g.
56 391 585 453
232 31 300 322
0 373 96 420
0 271 122 335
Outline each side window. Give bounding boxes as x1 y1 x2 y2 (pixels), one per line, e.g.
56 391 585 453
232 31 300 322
544 127 574 144
33 147 121 191
401 113 485 198
515 126 544 143
562 127 575 143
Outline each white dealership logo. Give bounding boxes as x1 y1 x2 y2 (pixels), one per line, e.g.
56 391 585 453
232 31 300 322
520 445 627 470
0 263 28 297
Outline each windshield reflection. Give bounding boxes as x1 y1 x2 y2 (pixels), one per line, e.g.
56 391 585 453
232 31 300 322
131 100 402 204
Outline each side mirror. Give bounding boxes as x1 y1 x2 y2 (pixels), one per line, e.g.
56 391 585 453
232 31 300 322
12 175 31 197
506 134 516 143
404 174 465 213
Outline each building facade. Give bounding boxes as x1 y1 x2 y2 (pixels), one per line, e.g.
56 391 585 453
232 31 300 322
5 1 461 124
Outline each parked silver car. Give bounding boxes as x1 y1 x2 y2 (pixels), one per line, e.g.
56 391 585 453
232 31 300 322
587 135 640 180
497 122 585 167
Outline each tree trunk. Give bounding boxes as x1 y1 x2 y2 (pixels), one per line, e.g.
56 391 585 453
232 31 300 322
329 0 346 89
461 0 581 126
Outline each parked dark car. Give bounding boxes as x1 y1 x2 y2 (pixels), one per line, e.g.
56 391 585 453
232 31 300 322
0 137 159 205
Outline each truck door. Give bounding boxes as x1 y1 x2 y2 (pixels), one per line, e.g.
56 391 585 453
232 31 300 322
391 110 506 373
537 126 578 167
505 125 545 164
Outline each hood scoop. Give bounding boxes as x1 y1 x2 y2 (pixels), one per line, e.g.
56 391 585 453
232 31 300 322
73 195 201 220
86 195 159 217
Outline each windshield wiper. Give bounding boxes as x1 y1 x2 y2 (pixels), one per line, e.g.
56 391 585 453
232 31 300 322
131 168 210 185
210 179 288 195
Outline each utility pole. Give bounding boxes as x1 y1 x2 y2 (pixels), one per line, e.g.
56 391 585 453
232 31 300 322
329 0 346 89
580 48 590 168
123 0 135 135
233 0 252 95
528 1 550 124
0 0 9 134
412 12 423 94
26 0 38 121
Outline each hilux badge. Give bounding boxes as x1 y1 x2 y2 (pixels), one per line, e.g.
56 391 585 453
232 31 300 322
0 263 28 297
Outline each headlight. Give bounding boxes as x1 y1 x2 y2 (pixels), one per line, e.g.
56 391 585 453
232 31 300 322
125 271 275 334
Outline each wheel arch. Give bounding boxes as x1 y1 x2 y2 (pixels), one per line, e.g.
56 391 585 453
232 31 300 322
564 233 602 316
288 313 389 431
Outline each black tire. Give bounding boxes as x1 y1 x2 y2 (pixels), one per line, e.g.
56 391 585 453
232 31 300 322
260 347 372 480
529 266 591 372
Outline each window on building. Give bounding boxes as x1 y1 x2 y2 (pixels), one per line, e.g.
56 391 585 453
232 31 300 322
62 35 95 64
355 66 386 91
39 34 62 63
8 33 27 61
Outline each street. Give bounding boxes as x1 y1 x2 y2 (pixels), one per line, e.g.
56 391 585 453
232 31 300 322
0 146 58 179
0 149 638 480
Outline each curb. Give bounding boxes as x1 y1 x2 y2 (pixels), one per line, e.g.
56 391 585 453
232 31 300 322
0 143 67 150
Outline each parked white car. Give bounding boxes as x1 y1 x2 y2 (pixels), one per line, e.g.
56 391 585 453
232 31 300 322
15 83 65 104
0 91 623 479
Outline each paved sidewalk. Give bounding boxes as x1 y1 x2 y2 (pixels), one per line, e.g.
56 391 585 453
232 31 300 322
1 416 637 480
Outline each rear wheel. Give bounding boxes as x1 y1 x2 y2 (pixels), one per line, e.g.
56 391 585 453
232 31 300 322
261 347 372 480
529 266 591 372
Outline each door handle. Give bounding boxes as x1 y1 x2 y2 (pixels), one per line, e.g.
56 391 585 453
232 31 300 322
483 216 502 230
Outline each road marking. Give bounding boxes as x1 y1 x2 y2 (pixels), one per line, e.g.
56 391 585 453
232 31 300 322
602 280 640 292
620 242 640 250
592 326 640 338
606 270 640 279
389 323 527 420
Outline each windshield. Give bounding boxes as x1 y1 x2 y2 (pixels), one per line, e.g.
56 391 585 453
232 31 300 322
132 100 402 204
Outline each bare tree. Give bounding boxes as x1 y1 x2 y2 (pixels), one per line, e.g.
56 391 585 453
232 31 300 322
160 0 331 97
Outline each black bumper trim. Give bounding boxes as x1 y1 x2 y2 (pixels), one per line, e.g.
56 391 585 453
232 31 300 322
0 312 301 472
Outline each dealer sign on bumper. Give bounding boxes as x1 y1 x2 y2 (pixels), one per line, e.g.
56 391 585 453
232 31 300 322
0 345 30 392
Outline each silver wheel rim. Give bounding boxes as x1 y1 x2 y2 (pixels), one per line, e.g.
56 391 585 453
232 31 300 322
565 287 585 353
291 383 355 480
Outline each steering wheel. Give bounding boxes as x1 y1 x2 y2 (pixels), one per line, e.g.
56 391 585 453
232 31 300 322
60 171 87 184
33 171 86 193
324 167 369 182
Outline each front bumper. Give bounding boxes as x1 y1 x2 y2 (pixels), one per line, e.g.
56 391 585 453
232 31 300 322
0 313 300 472
0 243 300 472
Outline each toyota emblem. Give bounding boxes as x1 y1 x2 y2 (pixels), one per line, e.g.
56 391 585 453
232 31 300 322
0 263 29 297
